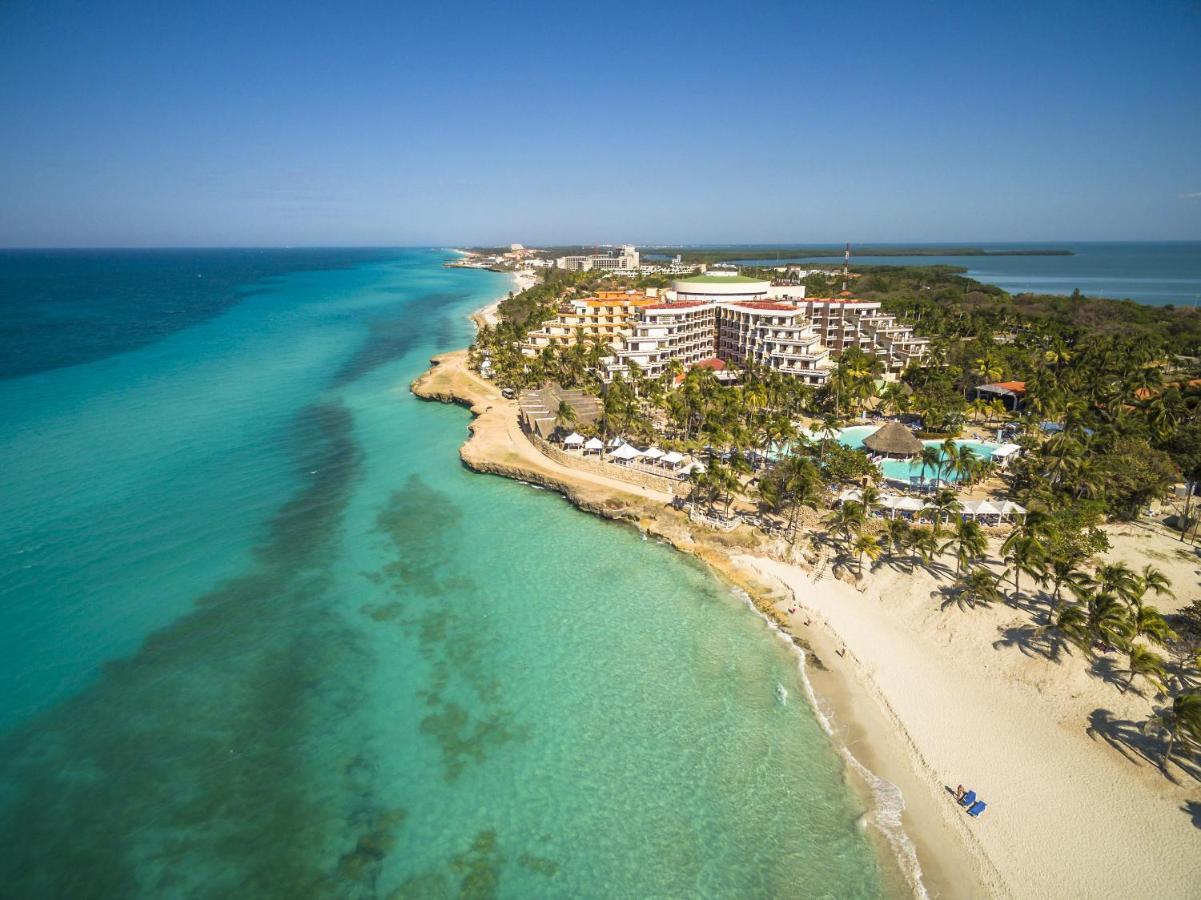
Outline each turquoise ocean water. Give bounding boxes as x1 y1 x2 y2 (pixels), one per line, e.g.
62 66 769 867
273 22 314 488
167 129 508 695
0 250 896 897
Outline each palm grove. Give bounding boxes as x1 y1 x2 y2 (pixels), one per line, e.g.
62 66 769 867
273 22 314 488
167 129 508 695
472 264 1201 774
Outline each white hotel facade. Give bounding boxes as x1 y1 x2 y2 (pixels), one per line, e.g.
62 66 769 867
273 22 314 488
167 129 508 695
540 270 928 384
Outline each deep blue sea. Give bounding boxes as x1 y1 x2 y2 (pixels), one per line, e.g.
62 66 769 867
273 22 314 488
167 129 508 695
716 242 1201 306
0 250 898 897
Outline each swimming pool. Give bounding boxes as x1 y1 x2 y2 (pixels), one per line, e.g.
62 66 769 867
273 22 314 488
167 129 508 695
836 425 998 484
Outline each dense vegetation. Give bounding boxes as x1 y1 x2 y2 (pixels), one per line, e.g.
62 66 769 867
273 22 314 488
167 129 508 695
636 246 1073 264
470 263 1201 776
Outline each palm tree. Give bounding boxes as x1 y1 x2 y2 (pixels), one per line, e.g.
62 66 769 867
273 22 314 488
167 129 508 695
946 518 987 577
1041 556 1090 623
1095 562 1140 607
1132 605 1176 647
859 484 882 520
783 457 823 544
1138 565 1174 601
824 500 865 546
1039 603 1092 658
1119 645 1169 695
939 438 960 486
926 488 962 526
850 531 883 577
1143 692 1201 774
951 445 979 488
555 400 577 434
918 445 942 488
949 567 1003 611
882 518 911 566
1086 592 1134 650
909 526 941 570
1002 534 1045 604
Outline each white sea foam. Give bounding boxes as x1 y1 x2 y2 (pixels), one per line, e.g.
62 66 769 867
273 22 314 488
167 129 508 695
730 587 930 900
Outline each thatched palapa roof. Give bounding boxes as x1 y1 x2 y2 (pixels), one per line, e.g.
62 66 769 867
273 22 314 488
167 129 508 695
863 422 924 457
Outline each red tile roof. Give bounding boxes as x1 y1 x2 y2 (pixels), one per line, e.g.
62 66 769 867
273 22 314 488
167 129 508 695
693 357 726 370
988 381 1026 393
729 301 799 311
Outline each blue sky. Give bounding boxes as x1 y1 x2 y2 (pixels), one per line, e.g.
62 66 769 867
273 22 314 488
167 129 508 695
0 0 1198 246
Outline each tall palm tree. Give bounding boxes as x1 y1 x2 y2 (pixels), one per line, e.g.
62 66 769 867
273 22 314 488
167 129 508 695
882 518 912 567
939 438 960 486
1143 692 1201 774
1042 556 1091 623
1002 534 1045 604
824 500 865 546
1095 562 1141 608
1039 603 1092 658
859 484 881 520
555 400 577 432
949 567 1003 611
851 531 883 577
927 488 963 526
918 445 942 488
946 518 987 577
1120 645 1169 695
782 456 823 544
1132 605 1176 648
1138 565 1174 601
1086 592 1134 649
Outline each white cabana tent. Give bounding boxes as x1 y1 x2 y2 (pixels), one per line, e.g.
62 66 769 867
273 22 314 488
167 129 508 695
583 437 604 453
968 499 1002 519
610 444 643 463
996 500 1027 519
680 461 707 476
563 432 585 447
607 436 626 448
661 450 686 468
990 443 1022 465
642 447 665 464
895 497 926 517
837 488 863 505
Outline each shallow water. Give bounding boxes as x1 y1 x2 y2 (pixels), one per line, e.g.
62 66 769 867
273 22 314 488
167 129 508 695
0 250 893 897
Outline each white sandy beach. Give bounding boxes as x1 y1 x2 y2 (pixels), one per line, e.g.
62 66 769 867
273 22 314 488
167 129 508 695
740 529 1201 899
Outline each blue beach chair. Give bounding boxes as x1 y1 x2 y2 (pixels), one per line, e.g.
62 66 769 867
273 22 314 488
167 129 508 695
967 801 987 817
958 790 976 807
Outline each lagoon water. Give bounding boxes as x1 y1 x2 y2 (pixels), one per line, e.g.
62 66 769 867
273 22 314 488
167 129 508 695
0 250 891 897
726 242 1201 306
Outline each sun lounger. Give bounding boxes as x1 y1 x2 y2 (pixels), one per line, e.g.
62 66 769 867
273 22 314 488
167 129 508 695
967 800 986 817
958 790 976 807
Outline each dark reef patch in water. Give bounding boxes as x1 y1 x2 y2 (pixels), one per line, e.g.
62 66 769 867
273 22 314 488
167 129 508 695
369 478 526 781
332 291 466 387
0 400 376 898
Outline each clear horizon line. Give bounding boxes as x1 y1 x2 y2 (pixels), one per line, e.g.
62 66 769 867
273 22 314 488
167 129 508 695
2 238 1200 252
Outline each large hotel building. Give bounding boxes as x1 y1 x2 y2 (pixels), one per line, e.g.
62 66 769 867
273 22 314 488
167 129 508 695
523 272 928 384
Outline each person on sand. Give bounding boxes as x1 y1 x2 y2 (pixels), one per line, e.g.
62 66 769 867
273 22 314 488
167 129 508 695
955 785 965 802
